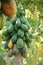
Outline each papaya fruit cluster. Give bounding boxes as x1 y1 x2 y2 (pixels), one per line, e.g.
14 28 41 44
3 5 33 58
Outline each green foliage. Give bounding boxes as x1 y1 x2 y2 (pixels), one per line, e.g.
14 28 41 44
0 14 4 30
16 0 43 13
0 57 6 65
27 17 40 32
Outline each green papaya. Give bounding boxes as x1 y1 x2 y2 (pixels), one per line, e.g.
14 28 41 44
12 34 17 43
17 29 24 38
4 41 8 49
11 31 15 36
11 16 17 24
25 21 30 29
16 12 20 17
13 44 19 55
21 43 29 58
13 25 18 32
8 24 14 33
20 16 30 28
16 18 21 27
3 36 10 41
3 29 9 36
21 24 28 31
25 32 29 40
25 38 32 47
16 38 24 49
19 9 25 16
20 16 26 24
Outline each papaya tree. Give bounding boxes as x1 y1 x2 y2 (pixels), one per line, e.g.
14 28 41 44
0 0 43 65
2 2 34 65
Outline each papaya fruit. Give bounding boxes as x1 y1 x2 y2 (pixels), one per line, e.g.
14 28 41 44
11 15 17 24
17 29 24 38
25 32 29 40
8 39 13 49
3 29 9 36
13 25 18 32
12 34 17 43
2 0 17 18
16 11 20 17
21 24 28 31
3 36 10 41
25 21 30 29
13 44 19 55
20 16 26 24
16 38 24 49
19 8 25 16
16 18 21 27
4 41 9 49
21 43 29 58
8 24 14 33
11 31 15 36
20 16 30 28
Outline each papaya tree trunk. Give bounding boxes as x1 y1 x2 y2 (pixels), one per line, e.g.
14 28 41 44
6 56 11 65
14 51 22 65
6 50 11 65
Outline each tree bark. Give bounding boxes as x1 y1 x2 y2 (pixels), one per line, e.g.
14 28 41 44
6 50 11 65
6 56 11 65
14 51 22 65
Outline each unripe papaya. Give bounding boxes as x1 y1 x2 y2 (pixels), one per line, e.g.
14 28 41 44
8 39 13 49
21 43 29 58
2 0 17 18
